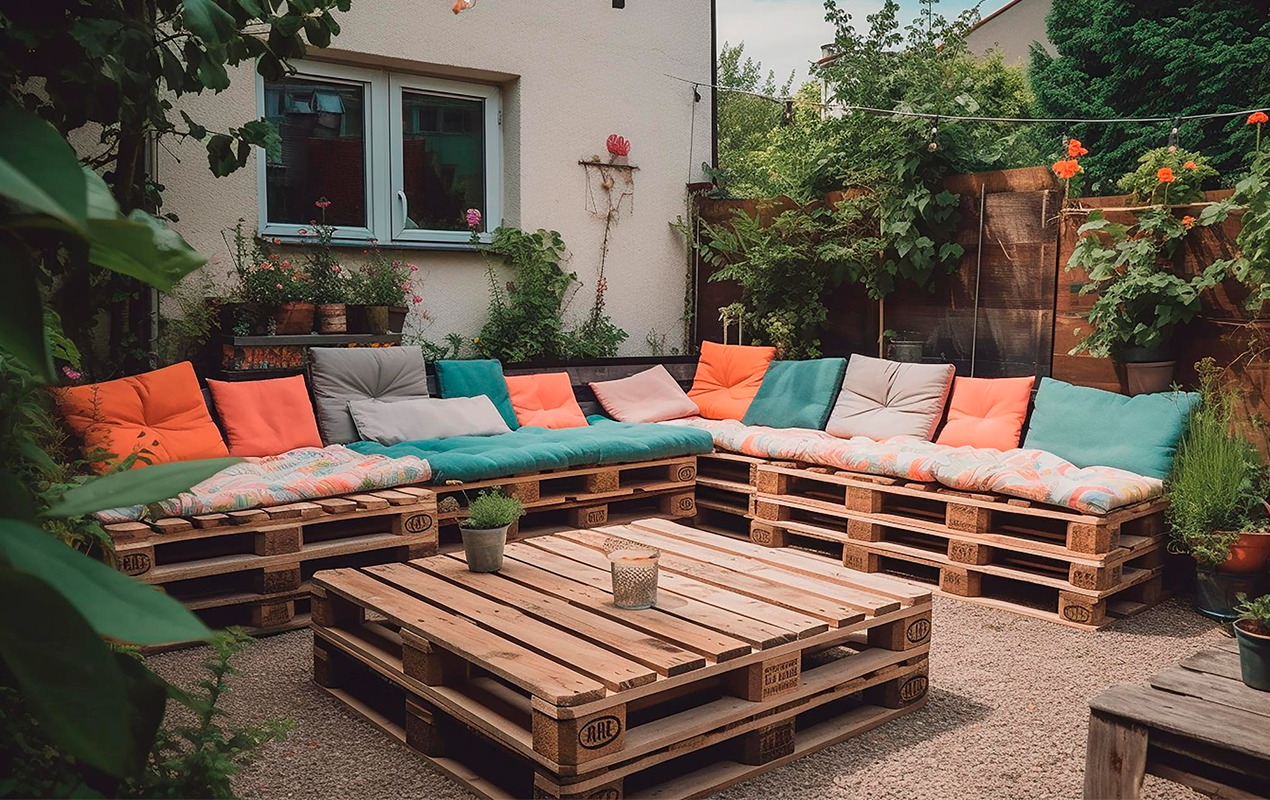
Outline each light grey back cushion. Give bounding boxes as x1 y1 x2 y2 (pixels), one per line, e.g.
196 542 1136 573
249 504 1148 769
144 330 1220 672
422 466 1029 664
825 355 955 441
309 346 429 444
348 396 510 445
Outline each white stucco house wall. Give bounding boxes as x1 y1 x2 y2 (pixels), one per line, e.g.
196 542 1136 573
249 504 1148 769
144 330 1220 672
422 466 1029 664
963 0 1054 65
154 0 715 355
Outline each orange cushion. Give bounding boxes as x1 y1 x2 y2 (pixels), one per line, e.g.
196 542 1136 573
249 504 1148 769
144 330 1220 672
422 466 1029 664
504 372 588 429
206 375 323 457
54 361 228 472
687 341 776 420
935 376 1035 451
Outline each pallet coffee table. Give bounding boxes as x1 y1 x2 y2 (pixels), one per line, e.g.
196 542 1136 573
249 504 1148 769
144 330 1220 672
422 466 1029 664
1084 643 1270 799
311 517 932 799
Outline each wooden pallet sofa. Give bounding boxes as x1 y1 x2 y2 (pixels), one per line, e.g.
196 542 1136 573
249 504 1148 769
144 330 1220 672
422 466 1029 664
646 342 1195 630
54 350 713 637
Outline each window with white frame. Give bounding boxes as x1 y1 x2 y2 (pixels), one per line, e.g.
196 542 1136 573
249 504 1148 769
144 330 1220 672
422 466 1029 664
256 60 502 246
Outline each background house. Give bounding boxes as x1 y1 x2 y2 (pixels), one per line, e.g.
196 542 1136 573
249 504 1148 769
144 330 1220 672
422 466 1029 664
963 0 1054 64
155 0 714 354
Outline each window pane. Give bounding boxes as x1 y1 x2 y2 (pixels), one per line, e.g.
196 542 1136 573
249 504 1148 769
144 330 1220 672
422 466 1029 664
264 76 366 228
401 90 485 232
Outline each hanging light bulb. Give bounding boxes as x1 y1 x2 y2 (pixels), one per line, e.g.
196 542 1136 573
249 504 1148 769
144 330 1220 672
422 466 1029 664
452 0 475 14
1168 121 1180 153
928 123 939 152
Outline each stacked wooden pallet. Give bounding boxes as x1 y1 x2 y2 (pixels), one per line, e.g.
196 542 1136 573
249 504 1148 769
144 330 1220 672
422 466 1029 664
432 457 698 549
748 463 1167 630
691 451 763 539
311 518 931 799
104 487 438 636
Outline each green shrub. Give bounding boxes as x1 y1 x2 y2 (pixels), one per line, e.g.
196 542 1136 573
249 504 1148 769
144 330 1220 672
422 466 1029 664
1116 148 1219 205
1236 593 1270 635
1167 361 1269 566
461 490 524 530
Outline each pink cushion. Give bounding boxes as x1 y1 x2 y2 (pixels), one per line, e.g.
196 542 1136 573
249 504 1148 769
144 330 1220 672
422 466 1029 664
590 365 699 423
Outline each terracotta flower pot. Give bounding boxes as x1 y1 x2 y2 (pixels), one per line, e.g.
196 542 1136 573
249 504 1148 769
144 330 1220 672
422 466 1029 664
272 302 314 335
1220 531 1270 574
387 305 408 334
365 305 390 335
316 303 347 334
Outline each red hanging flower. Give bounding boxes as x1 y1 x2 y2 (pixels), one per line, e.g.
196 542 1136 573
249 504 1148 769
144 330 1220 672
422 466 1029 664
606 134 631 157
1183 160 1198 170
1157 167 1176 183
1248 111 1268 125
1066 138 1088 158
1182 215 1197 228
1052 159 1082 180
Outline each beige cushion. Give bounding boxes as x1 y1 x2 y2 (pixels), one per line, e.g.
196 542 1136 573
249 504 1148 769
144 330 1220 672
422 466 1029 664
826 355 954 441
348 396 510 445
590 365 699 423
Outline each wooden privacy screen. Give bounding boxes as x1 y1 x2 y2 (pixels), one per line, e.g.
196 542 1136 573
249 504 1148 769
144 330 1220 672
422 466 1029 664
693 167 1062 377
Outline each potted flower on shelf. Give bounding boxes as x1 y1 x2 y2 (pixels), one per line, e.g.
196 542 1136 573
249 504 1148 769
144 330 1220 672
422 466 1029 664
1168 361 1270 619
459 490 524 573
352 246 419 335
1234 593 1270 691
303 202 351 334
1067 205 1224 394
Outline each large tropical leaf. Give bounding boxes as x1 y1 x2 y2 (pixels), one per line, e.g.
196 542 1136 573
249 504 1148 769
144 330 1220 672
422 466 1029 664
0 105 87 232
43 456 238 518
0 520 211 645
0 239 54 382
83 169 208 291
0 567 169 777
182 0 238 45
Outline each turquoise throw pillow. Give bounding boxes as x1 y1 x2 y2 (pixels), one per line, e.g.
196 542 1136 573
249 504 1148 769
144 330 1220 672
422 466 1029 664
434 359 519 430
742 358 848 430
1022 377 1199 479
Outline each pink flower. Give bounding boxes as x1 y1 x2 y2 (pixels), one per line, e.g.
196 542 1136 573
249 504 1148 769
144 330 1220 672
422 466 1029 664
409 264 419 272
269 253 279 261
273 238 282 245
275 283 283 290
332 265 342 273
606 134 631 157
412 294 423 305
315 198 331 209
400 280 411 290
62 365 81 381
298 228 308 235
280 260 290 268
465 208 482 229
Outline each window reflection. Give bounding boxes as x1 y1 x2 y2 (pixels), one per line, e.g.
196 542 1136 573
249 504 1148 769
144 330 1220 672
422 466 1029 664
401 91 485 232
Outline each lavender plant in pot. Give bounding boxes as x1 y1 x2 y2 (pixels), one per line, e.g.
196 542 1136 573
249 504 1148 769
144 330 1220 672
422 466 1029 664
1234 594 1270 691
459 490 524 572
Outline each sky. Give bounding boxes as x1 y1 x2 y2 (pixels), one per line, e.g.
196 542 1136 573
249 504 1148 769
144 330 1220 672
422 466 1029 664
717 0 986 89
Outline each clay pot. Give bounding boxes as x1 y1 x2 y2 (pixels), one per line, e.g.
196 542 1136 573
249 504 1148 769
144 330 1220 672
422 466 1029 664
387 305 408 334
461 525 508 572
316 303 347 334
365 305 390 335
1124 360 1175 395
272 302 314 335
1220 531 1270 574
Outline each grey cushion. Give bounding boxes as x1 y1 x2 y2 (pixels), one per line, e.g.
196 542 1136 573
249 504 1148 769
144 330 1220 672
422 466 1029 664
309 347 429 444
826 355 955 441
348 396 510 445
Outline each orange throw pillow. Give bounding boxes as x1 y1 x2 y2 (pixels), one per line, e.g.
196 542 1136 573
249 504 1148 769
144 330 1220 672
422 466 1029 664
504 372 588 429
54 361 228 472
935 376 1035 451
688 341 776 420
207 375 323 457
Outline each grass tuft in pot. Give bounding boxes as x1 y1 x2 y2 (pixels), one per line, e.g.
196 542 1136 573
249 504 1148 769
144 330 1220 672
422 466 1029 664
459 490 524 573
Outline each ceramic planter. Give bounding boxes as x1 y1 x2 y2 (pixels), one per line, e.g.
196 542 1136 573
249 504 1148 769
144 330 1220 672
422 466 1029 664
1219 531 1270 574
1194 564 1269 621
1234 620 1270 691
365 305 391 335
272 302 314 335
387 305 408 334
316 303 347 334
345 304 369 334
461 525 508 572
1121 344 1174 395
888 338 925 363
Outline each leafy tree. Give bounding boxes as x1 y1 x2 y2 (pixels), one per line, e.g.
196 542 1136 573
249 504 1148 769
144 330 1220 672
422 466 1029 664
0 0 349 375
716 42 793 197
1030 0 1270 192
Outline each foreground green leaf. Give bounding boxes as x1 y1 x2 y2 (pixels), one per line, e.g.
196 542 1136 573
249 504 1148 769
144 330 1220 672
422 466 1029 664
0 105 88 231
43 457 239 518
0 239 54 382
0 520 211 645
182 0 238 45
0 566 168 776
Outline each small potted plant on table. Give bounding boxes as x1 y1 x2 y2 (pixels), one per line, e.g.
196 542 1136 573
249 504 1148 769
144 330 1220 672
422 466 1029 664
353 249 418 335
459 490 524 573
1234 593 1270 691
1168 362 1270 618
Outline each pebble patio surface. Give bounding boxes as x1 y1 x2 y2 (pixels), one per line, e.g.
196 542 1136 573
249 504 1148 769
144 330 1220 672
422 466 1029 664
149 596 1227 800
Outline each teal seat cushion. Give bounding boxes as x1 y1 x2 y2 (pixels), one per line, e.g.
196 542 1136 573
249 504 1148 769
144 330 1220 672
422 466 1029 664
742 358 848 430
434 359 519 430
347 416 714 483
1022 377 1200 479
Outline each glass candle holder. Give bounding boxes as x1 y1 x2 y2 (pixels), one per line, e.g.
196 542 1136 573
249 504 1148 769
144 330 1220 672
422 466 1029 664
608 548 659 610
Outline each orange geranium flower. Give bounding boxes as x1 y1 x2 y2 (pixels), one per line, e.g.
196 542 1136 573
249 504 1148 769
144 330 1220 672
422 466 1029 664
1157 167 1176 183
1067 138 1088 157
1182 215 1197 228
1052 159 1082 180
1183 160 1198 170
1248 111 1269 125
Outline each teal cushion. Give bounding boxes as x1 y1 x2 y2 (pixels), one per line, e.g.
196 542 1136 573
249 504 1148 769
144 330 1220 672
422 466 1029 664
742 358 848 430
1022 377 1200 479
434 359 519 430
347 416 714 483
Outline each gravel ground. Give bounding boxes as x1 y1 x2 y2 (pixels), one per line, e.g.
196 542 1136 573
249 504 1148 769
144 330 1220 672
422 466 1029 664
148 595 1229 800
